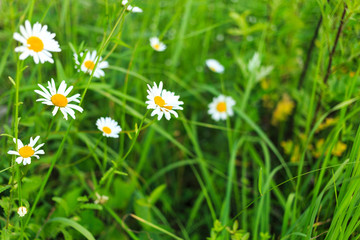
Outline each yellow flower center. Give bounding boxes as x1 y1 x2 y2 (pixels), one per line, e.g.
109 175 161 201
27 36 44 52
154 96 172 110
210 67 216 72
102 126 112 134
154 43 160 50
51 94 68 107
216 102 227 112
19 146 34 158
84 60 95 70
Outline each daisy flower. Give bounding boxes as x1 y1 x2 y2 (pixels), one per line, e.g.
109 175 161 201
94 193 109 205
206 59 224 74
74 50 109 78
208 95 236 121
13 20 61 64
150 37 166 52
96 117 122 138
146 82 184 120
34 78 83 120
7 136 45 165
17 206 28 217
122 0 143 13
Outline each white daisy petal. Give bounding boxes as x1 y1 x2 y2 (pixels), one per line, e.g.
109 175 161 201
96 117 122 138
208 95 236 121
13 20 61 64
73 50 108 78
206 59 225 74
35 79 83 120
150 37 166 52
8 136 45 166
145 82 183 120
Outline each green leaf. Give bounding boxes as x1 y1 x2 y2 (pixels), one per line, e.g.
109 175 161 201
148 184 166 205
47 217 96 240
80 203 103 211
258 168 263 196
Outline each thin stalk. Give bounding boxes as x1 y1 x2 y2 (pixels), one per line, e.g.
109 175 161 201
103 138 108 172
24 8 126 230
120 110 150 163
104 206 139 240
7 60 24 231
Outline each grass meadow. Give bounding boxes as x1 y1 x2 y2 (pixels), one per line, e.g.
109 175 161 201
1 0 360 239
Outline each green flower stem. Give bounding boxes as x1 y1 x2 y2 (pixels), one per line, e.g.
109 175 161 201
120 110 151 164
23 8 126 230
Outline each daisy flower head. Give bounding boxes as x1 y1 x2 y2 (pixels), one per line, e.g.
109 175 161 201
122 0 143 13
74 50 109 78
146 82 184 120
150 37 166 52
7 136 45 165
96 117 122 138
17 206 28 217
13 20 61 64
206 59 224 74
35 78 83 120
208 95 236 121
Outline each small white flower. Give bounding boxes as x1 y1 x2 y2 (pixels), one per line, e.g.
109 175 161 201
7 136 45 165
122 0 143 13
150 37 166 52
146 82 184 120
17 206 28 217
74 50 109 78
206 59 224 74
34 78 83 120
96 117 122 138
94 193 109 205
13 20 61 64
208 95 236 121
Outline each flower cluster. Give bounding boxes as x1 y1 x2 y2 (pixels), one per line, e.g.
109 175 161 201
8 4 251 217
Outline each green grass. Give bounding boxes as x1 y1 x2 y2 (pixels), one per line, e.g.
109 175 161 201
1 0 360 239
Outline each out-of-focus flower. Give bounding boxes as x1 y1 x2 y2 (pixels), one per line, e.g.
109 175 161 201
146 82 183 120
96 117 122 138
317 117 338 132
74 50 108 78
260 79 270 90
331 141 347 157
7 136 45 165
17 206 28 217
150 37 166 52
271 94 294 126
35 79 83 120
312 139 347 158
94 193 109 205
206 59 224 74
281 140 300 163
122 0 143 13
208 95 236 121
13 20 61 64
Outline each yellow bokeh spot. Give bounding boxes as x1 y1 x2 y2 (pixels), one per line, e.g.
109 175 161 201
19 146 34 158
271 94 294 126
51 94 68 107
27 36 44 52
331 141 347 157
216 102 227 112
102 126 112 134
84 60 95 70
